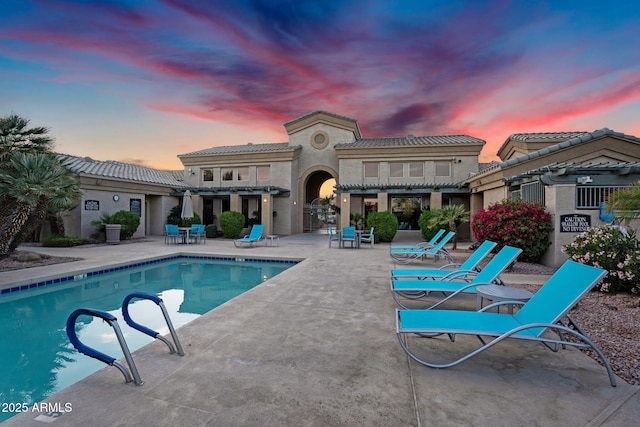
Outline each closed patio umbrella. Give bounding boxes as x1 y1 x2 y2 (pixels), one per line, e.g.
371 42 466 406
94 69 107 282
181 190 194 219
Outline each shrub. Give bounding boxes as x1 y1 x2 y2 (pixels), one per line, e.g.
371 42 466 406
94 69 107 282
205 224 218 238
42 235 88 247
418 209 442 241
562 225 640 294
166 205 201 227
219 211 245 239
366 211 399 242
91 210 140 240
471 200 552 262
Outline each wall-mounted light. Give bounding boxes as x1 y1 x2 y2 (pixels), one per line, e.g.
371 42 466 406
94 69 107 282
263 197 268 203
293 201 297 205
188 168 195 175
343 197 348 203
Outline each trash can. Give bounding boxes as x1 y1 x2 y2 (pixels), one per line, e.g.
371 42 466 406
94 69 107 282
105 224 122 244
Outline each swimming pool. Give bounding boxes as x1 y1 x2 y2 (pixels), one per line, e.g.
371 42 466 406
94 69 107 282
0 256 295 422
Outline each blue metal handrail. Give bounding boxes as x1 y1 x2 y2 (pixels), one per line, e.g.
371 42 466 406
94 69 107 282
122 292 185 356
66 308 143 385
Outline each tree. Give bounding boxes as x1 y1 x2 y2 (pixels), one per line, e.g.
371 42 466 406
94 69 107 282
428 205 470 250
0 152 81 257
607 181 640 225
0 113 54 162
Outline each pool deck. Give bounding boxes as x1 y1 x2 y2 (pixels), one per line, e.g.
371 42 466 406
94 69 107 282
2 231 639 426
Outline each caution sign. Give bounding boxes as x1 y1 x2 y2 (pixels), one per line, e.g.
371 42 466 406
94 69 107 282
560 214 591 232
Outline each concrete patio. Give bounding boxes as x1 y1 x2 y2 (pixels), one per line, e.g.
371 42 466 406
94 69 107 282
1 231 638 426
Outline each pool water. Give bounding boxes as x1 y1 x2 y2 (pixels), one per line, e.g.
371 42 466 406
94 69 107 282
0 257 293 422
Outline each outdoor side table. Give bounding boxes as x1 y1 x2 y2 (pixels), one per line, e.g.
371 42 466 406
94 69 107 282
265 235 280 247
476 284 533 314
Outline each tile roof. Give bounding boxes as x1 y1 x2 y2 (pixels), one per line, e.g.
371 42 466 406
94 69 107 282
335 134 485 148
501 128 640 167
58 154 187 187
178 142 297 157
283 110 358 127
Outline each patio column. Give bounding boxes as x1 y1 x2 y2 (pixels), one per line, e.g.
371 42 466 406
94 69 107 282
430 192 442 210
340 194 351 228
230 194 240 212
261 194 272 235
377 192 388 212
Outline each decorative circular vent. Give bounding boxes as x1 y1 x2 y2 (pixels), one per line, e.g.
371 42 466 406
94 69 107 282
311 131 329 149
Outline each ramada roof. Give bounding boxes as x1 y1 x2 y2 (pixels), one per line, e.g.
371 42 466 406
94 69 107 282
59 154 186 187
336 134 485 148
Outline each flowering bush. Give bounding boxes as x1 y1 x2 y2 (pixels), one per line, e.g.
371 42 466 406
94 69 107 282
471 200 552 262
562 225 640 294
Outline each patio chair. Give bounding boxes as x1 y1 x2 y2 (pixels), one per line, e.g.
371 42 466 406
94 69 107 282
165 224 182 244
341 226 356 248
189 224 206 244
234 224 264 247
359 227 375 248
390 229 445 250
389 231 455 264
391 245 522 309
391 240 497 280
395 260 616 387
328 226 340 248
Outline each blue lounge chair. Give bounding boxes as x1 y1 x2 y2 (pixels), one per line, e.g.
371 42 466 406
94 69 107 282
389 231 455 264
391 245 522 309
391 240 497 280
234 224 264 247
395 260 616 387
390 229 445 250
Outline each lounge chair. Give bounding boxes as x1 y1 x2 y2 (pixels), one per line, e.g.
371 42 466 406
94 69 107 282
359 227 375 248
390 229 445 250
391 245 522 309
391 240 497 280
389 231 455 264
234 224 264 247
395 260 616 387
341 226 356 248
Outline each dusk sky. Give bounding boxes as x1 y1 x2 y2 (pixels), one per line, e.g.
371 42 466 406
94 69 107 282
2 1 640 170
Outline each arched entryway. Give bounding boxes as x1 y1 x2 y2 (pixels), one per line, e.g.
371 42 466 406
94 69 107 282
302 170 336 232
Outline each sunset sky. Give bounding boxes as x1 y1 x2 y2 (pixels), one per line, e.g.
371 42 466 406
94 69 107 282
2 1 640 170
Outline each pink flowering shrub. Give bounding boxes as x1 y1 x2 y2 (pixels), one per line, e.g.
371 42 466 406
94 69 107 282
471 200 552 262
562 225 640 294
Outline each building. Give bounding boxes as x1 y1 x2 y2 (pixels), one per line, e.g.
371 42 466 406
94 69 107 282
58 111 640 267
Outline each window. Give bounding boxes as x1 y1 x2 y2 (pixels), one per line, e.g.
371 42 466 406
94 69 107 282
203 169 213 182
222 168 233 181
409 162 423 178
364 163 378 178
435 162 450 177
257 166 270 181
237 167 248 181
389 162 403 178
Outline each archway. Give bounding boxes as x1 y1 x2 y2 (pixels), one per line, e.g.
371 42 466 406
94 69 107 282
303 170 336 232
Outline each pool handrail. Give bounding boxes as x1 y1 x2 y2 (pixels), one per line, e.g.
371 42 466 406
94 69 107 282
66 308 144 386
122 292 185 356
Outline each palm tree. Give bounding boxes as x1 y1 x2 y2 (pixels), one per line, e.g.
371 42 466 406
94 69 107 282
427 205 470 250
0 113 54 162
0 152 81 257
607 181 640 225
